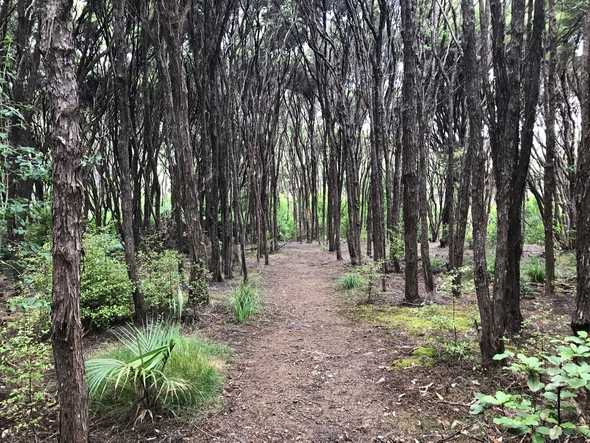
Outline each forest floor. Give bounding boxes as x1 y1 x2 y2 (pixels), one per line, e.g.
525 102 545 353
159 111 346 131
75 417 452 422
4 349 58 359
199 241 405 441
169 241 573 442
21 240 576 442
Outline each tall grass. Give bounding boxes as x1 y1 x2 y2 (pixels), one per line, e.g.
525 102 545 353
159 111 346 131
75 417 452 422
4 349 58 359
230 283 259 323
337 273 365 290
524 257 545 283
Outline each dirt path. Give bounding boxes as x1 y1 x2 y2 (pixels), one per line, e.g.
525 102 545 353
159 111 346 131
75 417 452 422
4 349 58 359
199 242 397 442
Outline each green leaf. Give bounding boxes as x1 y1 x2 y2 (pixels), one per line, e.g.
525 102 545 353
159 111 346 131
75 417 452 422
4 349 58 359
548 425 562 440
527 373 545 392
493 350 514 361
493 416 529 433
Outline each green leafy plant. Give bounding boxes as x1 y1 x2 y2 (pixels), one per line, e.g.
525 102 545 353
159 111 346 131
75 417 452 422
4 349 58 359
229 282 259 323
139 249 185 314
357 259 385 303
388 227 404 265
0 314 53 435
337 272 365 290
435 338 474 363
21 230 133 329
86 321 227 417
430 256 446 272
471 331 590 441
524 257 545 283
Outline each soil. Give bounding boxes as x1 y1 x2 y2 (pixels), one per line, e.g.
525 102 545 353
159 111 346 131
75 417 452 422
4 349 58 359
189 243 496 442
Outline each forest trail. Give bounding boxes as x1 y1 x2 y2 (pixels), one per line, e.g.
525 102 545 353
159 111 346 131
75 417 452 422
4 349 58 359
200 242 397 442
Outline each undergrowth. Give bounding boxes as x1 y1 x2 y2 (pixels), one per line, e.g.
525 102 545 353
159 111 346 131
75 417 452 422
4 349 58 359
86 321 228 419
229 282 260 323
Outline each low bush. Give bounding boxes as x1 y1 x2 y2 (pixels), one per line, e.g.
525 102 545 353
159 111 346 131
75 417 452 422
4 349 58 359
0 314 53 436
139 249 184 314
86 321 227 417
21 230 133 329
229 282 259 323
471 332 590 441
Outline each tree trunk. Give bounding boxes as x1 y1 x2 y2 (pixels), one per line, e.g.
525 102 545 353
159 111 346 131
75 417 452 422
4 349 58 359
543 0 557 298
462 0 502 365
418 124 434 293
113 0 145 323
159 0 208 304
572 10 590 333
401 0 420 304
42 0 88 440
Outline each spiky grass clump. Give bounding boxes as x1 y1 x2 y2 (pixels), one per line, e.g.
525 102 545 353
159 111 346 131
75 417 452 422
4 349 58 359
86 321 227 416
524 257 545 283
229 283 259 323
338 273 365 290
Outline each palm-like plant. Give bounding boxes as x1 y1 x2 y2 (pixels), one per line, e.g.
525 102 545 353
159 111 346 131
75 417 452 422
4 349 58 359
86 321 193 411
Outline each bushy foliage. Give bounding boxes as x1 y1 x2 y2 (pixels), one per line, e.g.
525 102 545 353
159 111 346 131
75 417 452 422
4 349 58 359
229 282 259 323
486 197 545 247
0 94 51 257
86 321 227 416
524 198 545 245
139 249 184 313
430 255 446 272
277 195 296 240
0 313 53 436
439 266 475 296
471 332 590 441
388 227 404 263
21 230 133 329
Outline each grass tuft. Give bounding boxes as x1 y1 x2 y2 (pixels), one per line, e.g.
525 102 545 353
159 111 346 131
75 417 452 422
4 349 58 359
337 273 365 290
524 257 545 283
230 282 259 323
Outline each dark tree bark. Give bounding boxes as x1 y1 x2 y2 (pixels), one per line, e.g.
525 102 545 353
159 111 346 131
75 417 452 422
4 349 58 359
41 0 88 440
543 0 557 298
489 0 544 336
112 0 145 323
462 0 501 365
418 123 434 293
401 0 420 304
572 10 590 333
158 0 208 304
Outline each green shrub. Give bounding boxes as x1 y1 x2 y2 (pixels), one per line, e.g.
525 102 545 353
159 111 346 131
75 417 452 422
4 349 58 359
524 197 545 245
21 230 133 329
139 249 184 313
436 339 473 362
430 256 446 272
524 257 545 283
0 314 53 435
86 321 227 416
229 282 259 323
277 195 296 240
337 272 365 290
471 332 590 441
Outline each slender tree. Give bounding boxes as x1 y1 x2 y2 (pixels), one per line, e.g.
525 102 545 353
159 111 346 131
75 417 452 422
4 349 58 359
112 0 145 323
401 0 420 304
42 0 88 440
543 0 557 298
572 10 590 332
